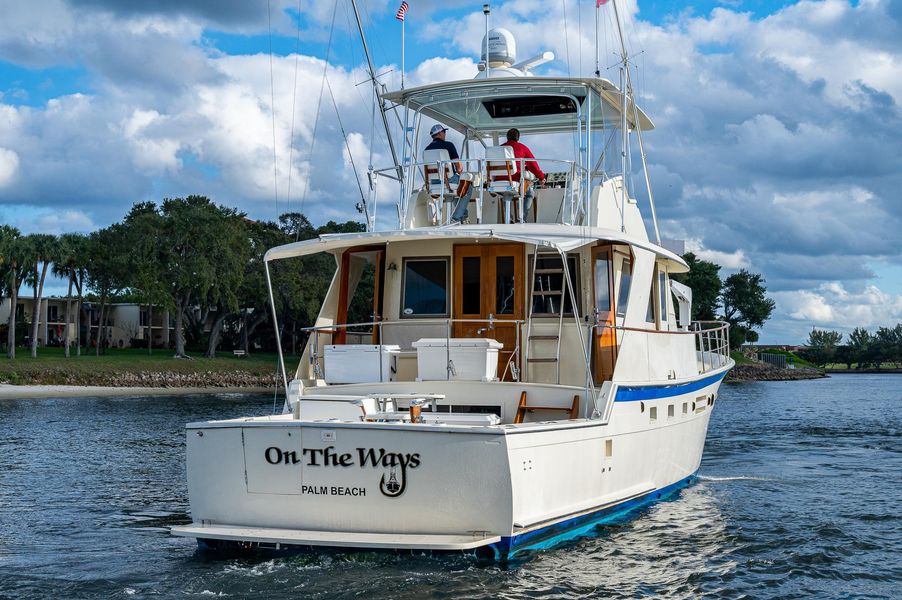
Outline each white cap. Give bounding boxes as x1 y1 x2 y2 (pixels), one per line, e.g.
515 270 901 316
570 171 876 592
429 124 448 137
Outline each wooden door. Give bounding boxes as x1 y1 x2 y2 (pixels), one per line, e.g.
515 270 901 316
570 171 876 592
592 245 617 383
334 245 386 345
453 244 524 379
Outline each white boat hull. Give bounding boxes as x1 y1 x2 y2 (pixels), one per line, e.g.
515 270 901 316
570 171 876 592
172 367 729 557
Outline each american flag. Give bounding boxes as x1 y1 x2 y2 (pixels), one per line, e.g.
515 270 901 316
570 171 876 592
395 1 409 21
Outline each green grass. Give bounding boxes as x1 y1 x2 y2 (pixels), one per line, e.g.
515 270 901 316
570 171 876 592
824 362 900 370
755 347 817 369
730 351 754 365
0 346 287 386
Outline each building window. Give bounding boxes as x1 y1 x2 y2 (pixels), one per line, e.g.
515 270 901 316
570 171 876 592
139 310 149 327
47 305 59 323
401 258 449 317
529 254 580 316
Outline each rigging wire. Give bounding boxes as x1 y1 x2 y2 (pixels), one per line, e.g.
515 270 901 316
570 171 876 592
298 0 340 235
325 76 368 215
561 0 571 78
285 0 304 215
267 0 279 218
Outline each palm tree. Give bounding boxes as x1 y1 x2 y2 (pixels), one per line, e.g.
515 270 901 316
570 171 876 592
0 228 28 359
52 233 88 358
26 234 59 359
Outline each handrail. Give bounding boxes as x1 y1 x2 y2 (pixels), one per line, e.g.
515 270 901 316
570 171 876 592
587 320 731 375
375 156 588 226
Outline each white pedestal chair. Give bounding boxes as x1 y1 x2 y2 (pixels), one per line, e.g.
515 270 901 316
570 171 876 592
422 149 480 225
484 146 534 223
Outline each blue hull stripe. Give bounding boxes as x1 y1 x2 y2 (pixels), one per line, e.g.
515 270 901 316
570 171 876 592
614 370 727 402
492 471 699 558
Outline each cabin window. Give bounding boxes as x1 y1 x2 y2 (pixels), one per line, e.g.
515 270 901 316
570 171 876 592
649 406 657 422
668 404 675 418
496 256 516 315
616 257 632 317
645 280 655 323
658 269 668 329
529 254 579 316
401 258 449 317
461 256 481 314
594 255 612 313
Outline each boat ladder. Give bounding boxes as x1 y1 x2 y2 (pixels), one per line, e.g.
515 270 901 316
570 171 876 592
524 249 565 384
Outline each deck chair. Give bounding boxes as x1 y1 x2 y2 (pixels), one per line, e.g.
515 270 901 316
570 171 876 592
423 149 480 224
485 146 533 223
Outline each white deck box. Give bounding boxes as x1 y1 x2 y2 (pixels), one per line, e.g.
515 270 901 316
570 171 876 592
412 338 503 381
324 344 400 384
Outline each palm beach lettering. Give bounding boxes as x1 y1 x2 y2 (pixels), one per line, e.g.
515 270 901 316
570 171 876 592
262 446 422 498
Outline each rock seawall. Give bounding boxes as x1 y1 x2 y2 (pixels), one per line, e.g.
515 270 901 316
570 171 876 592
0 367 278 388
728 363 826 382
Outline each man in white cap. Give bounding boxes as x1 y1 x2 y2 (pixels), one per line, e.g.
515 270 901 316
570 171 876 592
424 124 473 224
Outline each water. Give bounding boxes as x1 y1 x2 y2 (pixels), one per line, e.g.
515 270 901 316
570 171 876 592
1 375 899 599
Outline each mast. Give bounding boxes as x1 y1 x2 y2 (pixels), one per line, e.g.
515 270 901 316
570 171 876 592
610 0 662 244
350 0 403 183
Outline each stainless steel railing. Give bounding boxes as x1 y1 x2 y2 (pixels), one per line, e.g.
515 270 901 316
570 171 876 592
586 320 731 375
374 157 588 226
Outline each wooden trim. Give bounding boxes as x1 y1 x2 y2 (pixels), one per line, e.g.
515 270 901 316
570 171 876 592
335 245 386 345
591 245 618 384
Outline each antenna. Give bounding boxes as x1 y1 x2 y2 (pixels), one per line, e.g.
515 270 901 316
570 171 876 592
483 4 491 79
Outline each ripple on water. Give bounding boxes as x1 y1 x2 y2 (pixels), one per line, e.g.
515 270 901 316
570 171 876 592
0 377 900 599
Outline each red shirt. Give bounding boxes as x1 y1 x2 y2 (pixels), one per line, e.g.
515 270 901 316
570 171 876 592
502 140 545 181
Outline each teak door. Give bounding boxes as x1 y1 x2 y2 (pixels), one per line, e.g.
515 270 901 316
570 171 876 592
592 245 617 383
453 244 524 379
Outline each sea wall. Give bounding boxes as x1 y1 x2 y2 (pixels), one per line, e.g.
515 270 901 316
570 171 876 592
728 363 826 382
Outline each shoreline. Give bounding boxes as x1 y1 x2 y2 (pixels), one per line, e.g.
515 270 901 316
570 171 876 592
0 384 277 399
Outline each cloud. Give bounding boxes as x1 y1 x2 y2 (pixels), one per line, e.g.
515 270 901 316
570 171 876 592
0 147 20 187
773 281 902 331
0 0 900 345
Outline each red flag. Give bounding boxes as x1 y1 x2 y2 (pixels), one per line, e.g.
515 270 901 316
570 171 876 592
395 1 409 21
597 0 610 6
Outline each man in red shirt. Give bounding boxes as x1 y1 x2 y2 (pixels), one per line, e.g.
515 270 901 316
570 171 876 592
501 128 545 222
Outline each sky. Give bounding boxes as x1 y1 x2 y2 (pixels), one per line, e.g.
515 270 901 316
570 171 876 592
0 0 900 344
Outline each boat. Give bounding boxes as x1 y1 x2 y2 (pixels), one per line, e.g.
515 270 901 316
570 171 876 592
171 2 733 559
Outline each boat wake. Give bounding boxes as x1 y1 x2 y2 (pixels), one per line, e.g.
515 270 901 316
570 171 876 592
698 475 773 482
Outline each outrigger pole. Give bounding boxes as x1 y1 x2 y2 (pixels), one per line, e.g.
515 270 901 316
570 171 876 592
349 0 404 196
610 0 662 244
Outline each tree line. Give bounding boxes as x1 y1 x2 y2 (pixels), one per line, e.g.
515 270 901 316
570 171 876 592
670 252 776 349
0 196 365 359
801 326 902 368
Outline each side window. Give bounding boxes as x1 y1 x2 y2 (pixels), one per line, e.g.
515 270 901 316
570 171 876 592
645 267 656 323
616 257 632 317
658 268 668 330
401 258 449 317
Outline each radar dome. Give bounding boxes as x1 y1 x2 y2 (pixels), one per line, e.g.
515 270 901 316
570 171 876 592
481 28 516 68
